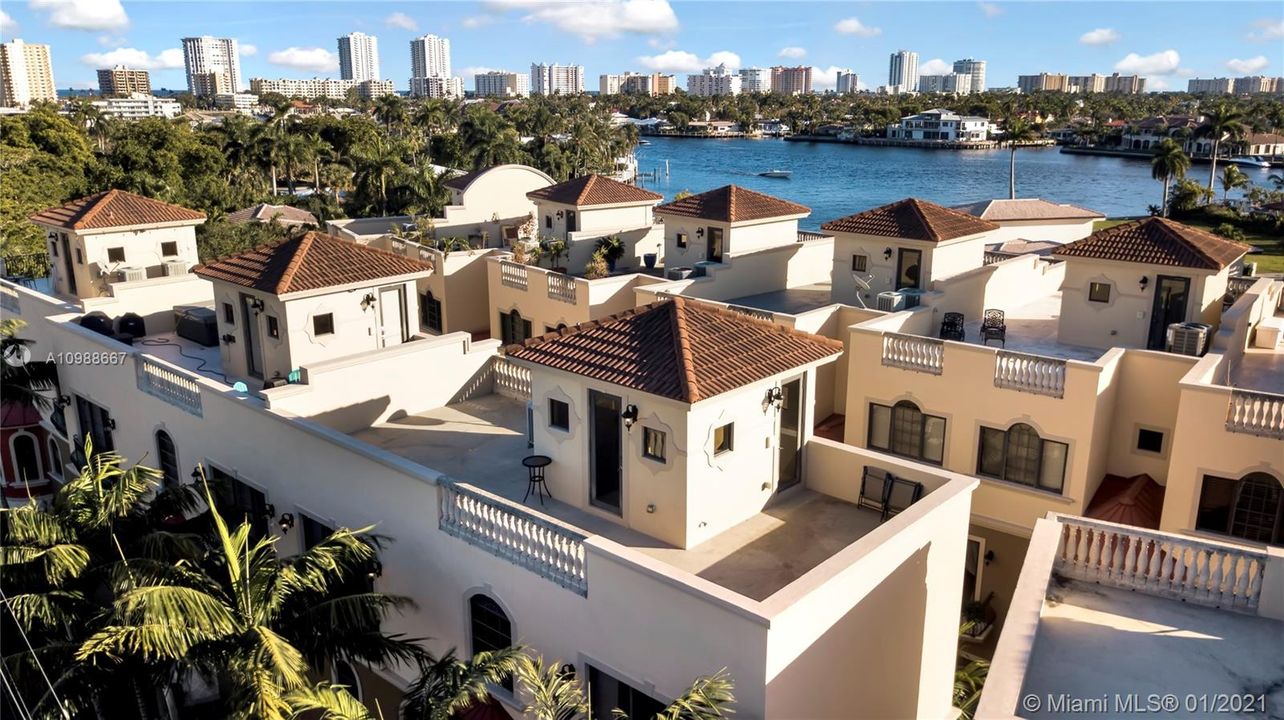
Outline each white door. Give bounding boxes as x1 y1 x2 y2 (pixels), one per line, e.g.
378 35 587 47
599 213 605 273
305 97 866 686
378 286 407 347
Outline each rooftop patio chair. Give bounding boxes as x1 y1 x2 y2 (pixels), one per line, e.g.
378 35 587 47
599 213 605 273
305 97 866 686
980 309 1007 348
858 466 893 514
882 476 925 522
939 312 965 341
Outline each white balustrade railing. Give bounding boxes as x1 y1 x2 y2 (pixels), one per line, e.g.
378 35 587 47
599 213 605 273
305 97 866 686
1055 517 1265 612
500 261 529 290
546 273 578 304
136 356 203 417
881 332 944 375
438 480 587 595
994 350 1067 398
0 283 19 315
492 356 531 399
1225 390 1284 439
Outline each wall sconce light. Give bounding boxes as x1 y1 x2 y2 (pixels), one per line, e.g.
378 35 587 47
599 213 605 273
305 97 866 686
559 664 577 680
1138 276 1149 291
764 386 784 411
55 395 71 409
105 417 117 431
621 404 639 429
883 247 894 260
696 227 705 239
984 549 996 566
278 512 296 533
556 210 564 219
221 333 237 344
191 466 202 480
367 559 383 580
263 503 276 519
248 297 265 312
360 292 377 310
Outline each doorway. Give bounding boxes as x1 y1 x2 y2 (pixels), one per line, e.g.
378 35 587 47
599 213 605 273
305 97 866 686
239 294 263 378
589 390 622 514
60 234 76 294
776 376 804 492
707 227 725 263
896 248 922 290
378 285 408 347
1147 275 1190 349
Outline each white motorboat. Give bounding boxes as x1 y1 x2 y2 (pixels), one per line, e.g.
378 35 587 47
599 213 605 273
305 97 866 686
1226 155 1272 168
758 169 792 178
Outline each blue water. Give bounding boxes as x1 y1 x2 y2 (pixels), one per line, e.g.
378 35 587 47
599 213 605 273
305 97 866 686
634 137 1269 228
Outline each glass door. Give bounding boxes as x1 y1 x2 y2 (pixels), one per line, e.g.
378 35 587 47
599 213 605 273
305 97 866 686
589 390 622 514
776 377 804 492
896 248 922 290
1147 275 1190 349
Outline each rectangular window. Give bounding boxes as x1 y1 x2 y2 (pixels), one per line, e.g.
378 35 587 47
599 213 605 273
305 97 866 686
107 247 126 263
49 238 58 256
499 311 532 346
1195 475 1236 535
676 232 688 249
867 402 946 465
313 313 334 336
421 292 443 332
1088 282 1111 303
548 399 569 430
161 241 179 257
1137 428 1164 454
75 248 83 264
545 215 553 229
713 423 733 455
976 425 1067 493
223 302 235 324
266 315 279 339
643 427 666 461
851 254 868 272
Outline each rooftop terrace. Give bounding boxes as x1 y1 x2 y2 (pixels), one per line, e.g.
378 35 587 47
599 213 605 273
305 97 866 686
959 292 1105 362
726 282 834 316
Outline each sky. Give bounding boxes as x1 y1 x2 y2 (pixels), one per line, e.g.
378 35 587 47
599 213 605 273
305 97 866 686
2 0 1281 94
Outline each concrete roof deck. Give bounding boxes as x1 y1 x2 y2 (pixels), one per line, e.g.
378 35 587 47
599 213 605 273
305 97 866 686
960 292 1106 362
136 331 231 385
1231 309 1284 395
726 282 834 315
348 394 883 601
1019 579 1284 716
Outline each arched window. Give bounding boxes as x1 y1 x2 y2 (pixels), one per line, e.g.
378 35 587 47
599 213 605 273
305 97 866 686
11 433 42 483
1198 473 1283 544
155 430 179 488
977 423 1068 493
469 594 513 692
867 400 945 464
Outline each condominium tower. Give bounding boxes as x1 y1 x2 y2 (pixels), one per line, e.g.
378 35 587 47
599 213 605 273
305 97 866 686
476 71 530 97
686 64 741 96
530 63 584 95
97 66 151 96
888 50 918 92
739 67 770 94
409 34 450 79
182 36 241 96
771 66 813 95
338 32 380 81
0 39 56 107
835 70 860 94
952 58 986 93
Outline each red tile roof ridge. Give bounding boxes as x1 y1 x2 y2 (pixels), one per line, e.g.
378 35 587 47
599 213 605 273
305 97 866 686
670 297 699 402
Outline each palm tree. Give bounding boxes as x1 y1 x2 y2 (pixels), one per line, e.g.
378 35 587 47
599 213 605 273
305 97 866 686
1220 165 1249 202
515 653 735 720
401 647 525 720
374 94 407 136
352 137 406 215
1150 139 1191 217
1199 103 1247 197
1001 116 1040 199
1 319 57 411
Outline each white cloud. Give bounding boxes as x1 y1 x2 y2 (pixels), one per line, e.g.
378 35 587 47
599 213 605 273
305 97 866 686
834 17 881 37
1079 28 1120 45
778 46 806 59
978 2 1002 17
80 47 183 70
1148 77 1169 91
486 0 678 43
637 49 739 73
918 58 952 76
1247 18 1284 42
1226 55 1269 74
0 10 19 36
385 12 418 31
812 66 860 91
1114 49 1180 76
241 44 257 57
460 66 499 84
461 15 494 29
29 0 128 31
267 47 340 73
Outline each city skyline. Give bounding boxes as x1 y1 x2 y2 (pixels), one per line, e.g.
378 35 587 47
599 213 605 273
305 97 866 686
0 0 1280 94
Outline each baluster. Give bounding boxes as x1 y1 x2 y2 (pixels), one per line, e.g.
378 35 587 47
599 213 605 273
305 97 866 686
1109 532 1125 581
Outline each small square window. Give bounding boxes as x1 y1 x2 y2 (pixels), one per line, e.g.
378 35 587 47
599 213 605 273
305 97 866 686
75 248 83 264
49 239 58 256
223 302 235 324
266 315 279 339
676 232 688 249
1137 428 1164 454
852 254 868 272
713 423 733 455
548 399 569 431
544 215 553 229
643 427 666 461
107 247 126 263
1088 282 1111 303
161 241 178 257
313 313 334 336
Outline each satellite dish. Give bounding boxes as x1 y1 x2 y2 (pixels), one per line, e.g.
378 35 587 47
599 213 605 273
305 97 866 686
850 272 875 309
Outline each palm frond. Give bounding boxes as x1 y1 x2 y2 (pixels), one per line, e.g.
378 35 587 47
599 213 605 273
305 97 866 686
404 646 524 720
285 682 374 720
271 527 377 610
0 542 91 585
253 625 310 690
515 653 588 720
651 669 736 720
76 584 239 661
3 590 88 632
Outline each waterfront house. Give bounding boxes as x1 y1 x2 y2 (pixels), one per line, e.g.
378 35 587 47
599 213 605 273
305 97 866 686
225 203 319 230
885 109 990 143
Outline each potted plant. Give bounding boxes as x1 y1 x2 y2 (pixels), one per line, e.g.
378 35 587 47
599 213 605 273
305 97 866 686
643 242 659 270
584 248 610 280
541 236 569 273
595 234 626 272
960 593 996 644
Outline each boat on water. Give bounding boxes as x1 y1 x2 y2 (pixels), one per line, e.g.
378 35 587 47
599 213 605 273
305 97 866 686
638 139 652 145
758 169 792 178
1226 156 1273 168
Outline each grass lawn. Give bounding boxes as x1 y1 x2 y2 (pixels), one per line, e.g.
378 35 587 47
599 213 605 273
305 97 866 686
1094 218 1284 275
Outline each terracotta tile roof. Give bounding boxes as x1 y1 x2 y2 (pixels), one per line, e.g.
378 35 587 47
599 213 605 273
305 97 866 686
444 168 486 191
225 203 318 226
30 189 206 230
1245 132 1284 145
508 297 842 403
1086 474 1165 530
821 198 999 241
526 174 662 207
954 198 1104 222
194 231 433 296
654 185 810 224
1052 217 1250 270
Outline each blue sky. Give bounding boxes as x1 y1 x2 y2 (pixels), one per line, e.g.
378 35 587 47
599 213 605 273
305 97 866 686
3 1 1281 93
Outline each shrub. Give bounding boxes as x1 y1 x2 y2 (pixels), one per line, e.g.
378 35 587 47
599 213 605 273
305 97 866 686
1213 223 1246 241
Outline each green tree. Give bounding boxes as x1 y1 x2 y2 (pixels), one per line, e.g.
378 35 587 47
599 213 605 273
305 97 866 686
1001 116 1041 199
1220 165 1249 202
1150 139 1191 217
1198 103 1247 198
351 136 407 216
515 653 735 720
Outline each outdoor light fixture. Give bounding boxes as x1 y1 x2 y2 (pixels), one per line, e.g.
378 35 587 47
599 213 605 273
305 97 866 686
367 560 383 580
105 417 117 431
248 297 265 312
54 395 71 409
263 503 276 519
1139 276 1150 291
696 227 705 238
191 466 202 480
984 550 996 566
764 386 784 411
360 292 377 310
556 210 564 219
883 247 894 260
278 512 296 533
621 404 639 429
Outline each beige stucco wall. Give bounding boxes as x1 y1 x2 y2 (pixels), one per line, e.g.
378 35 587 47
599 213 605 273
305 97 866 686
983 218 1097 245
534 199 655 243
79 273 214 333
1101 350 1200 484
659 214 802 269
638 240 835 305
830 230 990 303
38 222 201 300
439 164 554 245
927 255 1065 321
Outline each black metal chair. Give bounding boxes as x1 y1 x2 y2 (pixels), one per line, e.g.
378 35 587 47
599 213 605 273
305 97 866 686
858 467 893 513
980 309 1007 347
882 477 925 522
939 312 965 341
